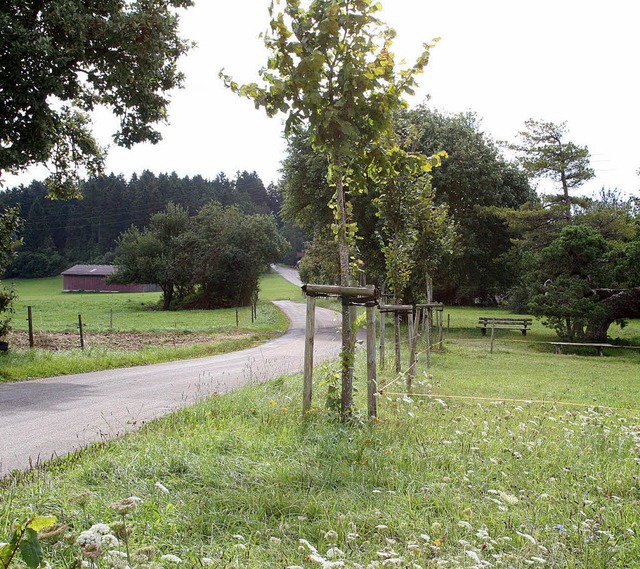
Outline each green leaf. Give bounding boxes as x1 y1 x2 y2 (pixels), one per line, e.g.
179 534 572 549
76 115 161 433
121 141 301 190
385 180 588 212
1 543 13 565
19 528 43 569
27 517 57 533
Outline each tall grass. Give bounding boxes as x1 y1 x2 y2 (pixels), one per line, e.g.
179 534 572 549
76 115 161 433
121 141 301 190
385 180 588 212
2 343 639 567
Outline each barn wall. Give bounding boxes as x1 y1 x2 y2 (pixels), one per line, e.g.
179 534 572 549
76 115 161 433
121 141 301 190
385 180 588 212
63 275 145 293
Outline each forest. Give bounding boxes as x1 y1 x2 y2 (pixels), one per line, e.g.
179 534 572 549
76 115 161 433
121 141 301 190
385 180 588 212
0 170 296 279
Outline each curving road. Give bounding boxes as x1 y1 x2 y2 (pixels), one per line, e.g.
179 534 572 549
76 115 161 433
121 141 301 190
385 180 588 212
0 301 340 477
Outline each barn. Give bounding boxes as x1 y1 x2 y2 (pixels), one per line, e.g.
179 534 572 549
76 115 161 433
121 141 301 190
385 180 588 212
61 265 161 293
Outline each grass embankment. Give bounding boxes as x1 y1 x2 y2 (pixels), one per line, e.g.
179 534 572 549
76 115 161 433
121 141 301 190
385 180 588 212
0 273 302 383
2 320 640 567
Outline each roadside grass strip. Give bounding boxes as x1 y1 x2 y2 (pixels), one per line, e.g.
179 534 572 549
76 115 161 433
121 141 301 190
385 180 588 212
2 354 640 568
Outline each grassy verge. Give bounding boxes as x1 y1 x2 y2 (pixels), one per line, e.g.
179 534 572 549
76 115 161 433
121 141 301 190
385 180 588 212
0 272 301 383
2 342 640 567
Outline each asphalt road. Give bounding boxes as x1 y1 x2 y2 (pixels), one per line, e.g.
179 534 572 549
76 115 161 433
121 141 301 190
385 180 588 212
0 300 340 477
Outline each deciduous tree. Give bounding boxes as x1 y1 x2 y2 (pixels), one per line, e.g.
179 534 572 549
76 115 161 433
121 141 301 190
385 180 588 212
0 0 193 198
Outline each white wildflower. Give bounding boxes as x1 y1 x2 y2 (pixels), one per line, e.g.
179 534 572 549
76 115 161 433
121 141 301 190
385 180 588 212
101 534 119 548
499 492 519 506
270 537 282 545
516 531 536 544
531 556 546 564
160 554 182 564
347 532 359 541
324 530 339 542
90 523 111 535
308 552 327 564
234 543 247 550
201 559 214 566
232 534 245 542
375 525 389 530
326 547 344 559
155 481 170 493
466 550 481 563
382 558 406 566
77 530 101 549
457 520 473 530
300 539 319 553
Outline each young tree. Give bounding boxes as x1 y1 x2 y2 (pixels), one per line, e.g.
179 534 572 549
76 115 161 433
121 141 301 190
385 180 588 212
221 0 440 414
510 119 594 222
0 0 193 198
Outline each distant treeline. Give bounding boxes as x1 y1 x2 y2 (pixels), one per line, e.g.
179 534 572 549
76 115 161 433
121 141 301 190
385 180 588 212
0 171 301 278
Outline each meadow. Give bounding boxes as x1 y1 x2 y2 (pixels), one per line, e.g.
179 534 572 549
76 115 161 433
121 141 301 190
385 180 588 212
1 274 640 568
0 274 302 382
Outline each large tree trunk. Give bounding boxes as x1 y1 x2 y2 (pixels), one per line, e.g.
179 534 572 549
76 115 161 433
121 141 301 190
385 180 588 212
585 288 640 341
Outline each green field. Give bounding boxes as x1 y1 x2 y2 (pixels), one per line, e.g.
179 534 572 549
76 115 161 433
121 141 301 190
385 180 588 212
0 273 302 382
9 274 302 333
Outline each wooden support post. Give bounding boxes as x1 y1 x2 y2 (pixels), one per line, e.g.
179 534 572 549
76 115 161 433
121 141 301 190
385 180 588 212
27 306 34 349
302 295 316 414
394 312 401 373
490 320 496 353
407 310 415 392
438 309 444 351
425 307 432 368
366 305 377 418
78 314 85 349
379 306 385 369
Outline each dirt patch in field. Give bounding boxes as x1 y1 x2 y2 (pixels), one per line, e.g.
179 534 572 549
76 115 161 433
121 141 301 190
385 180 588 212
5 329 251 351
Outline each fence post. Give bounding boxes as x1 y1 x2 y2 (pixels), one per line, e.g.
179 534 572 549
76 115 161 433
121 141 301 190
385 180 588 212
302 295 316 414
366 304 377 418
78 314 85 349
27 306 34 348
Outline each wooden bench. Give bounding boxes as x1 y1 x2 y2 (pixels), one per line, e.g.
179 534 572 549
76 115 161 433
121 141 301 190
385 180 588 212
478 317 532 336
547 342 613 357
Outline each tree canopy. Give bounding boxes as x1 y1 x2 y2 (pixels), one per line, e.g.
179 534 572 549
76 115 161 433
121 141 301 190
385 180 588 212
111 201 287 310
510 119 594 222
0 0 193 197
509 191 640 341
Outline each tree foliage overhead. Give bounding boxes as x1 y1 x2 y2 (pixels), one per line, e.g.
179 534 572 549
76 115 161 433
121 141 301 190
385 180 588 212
280 106 534 304
0 0 193 197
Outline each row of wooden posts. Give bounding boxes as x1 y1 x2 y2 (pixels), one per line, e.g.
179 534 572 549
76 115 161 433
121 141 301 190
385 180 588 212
301 284 444 419
26 306 89 349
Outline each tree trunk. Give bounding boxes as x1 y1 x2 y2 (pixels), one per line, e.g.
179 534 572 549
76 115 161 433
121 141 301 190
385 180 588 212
162 286 173 310
560 169 572 223
334 159 355 417
585 288 640 341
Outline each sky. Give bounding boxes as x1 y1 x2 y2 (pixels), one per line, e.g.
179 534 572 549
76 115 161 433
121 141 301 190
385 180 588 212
7 0 640 197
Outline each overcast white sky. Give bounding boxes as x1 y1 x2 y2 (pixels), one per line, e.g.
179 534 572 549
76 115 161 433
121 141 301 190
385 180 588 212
8 0 640 197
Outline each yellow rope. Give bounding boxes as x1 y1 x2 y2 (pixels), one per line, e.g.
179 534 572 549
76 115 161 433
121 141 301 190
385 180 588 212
381 391 640 414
